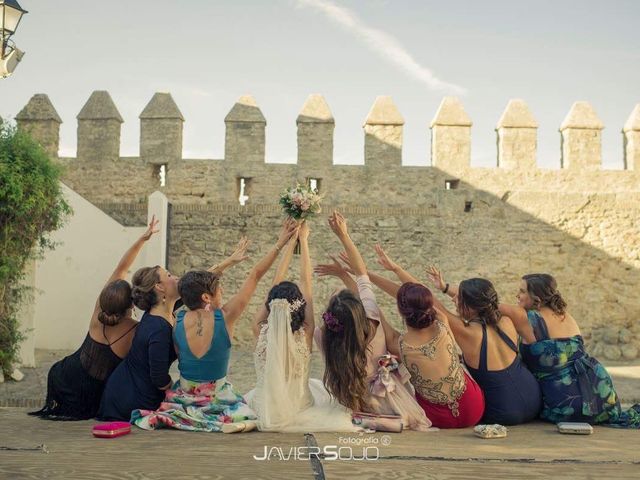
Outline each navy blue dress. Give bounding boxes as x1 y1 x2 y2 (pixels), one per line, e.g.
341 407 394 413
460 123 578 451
97 312 177 421
465 321 542 425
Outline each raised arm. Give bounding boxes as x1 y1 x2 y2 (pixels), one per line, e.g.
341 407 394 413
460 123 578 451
208 237 250 275
375 244 420 284
107 215 159 285
328 211 367 276
337 251 401 298
273 230 298 286
223 218 298 337
91 216 159 326
251 232 298 339
378 309 401 357
426 265 458 299
424 265 461 320
298 222 315 348
314 255 359 296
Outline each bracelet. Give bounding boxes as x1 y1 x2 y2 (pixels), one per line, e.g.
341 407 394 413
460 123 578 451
275 243 282 252
443 283 450 294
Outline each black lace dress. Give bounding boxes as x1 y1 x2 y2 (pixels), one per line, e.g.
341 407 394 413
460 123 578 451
29 325 137 420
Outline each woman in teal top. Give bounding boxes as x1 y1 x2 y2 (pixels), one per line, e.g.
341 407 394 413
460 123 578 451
172 307 231 383
131 219 298 432
500 273 640 428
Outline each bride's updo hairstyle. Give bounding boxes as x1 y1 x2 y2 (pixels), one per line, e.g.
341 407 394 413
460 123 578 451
266 281 305 332
396 283 437 329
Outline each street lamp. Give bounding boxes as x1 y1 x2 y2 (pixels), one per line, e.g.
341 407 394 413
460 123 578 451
1 0 28 78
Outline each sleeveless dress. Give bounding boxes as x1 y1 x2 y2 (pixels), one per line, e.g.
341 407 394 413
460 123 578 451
400 320 485 428
465 321 542 425
520 310 640 427
245 322 357 432
29 324 137 420
315 275 433 431
131 309 256 432
98 312 176 421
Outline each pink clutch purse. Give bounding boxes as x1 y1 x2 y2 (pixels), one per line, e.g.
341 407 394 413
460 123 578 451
92 421 132 438
352 412 404 433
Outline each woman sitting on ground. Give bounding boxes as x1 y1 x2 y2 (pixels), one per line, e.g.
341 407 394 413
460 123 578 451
314 211 432 432
131 219 298 432
500 273 640 428
30 216 159 420
336 247 485 428
421 266 542 425
246 221 357 432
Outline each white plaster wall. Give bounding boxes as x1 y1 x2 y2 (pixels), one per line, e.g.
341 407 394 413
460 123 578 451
31 183 148 351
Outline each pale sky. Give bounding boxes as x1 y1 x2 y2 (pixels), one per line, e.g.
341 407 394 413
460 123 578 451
2 0 639 168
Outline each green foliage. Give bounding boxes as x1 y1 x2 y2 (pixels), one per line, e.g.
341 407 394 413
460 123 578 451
0 118 71 374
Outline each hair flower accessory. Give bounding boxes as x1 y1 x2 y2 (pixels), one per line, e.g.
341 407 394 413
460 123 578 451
322 311 343 333
288 298 306 314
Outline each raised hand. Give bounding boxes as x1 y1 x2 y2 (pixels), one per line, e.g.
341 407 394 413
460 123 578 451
374 244 399 272
426 265 446 292
327 210 348 239
141 215 160 241
228 237 250 266
337 251 355 274
314 255 349 278
277 217 299 249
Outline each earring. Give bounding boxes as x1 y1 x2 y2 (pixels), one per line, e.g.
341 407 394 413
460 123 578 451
163 295 166 304
204 303 212 312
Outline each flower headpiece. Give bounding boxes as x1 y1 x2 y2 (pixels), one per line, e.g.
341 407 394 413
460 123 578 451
288 298 306 314
322 311 343 333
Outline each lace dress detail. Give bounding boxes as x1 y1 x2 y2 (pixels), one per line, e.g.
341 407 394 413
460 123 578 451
400 321 467 417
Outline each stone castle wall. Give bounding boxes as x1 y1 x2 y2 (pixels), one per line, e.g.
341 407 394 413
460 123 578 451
14 92 640 358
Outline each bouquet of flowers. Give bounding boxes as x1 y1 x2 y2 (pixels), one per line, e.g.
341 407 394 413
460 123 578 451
279 183 323 252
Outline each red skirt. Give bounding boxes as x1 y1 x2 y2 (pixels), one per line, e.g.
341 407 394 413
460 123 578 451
415 372 485 428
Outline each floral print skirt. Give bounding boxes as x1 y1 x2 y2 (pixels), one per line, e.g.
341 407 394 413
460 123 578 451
131 376 257 432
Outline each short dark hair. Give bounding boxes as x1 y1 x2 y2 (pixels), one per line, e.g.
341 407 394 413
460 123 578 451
178 270 220 310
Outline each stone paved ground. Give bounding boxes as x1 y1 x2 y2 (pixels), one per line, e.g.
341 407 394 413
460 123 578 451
2 349 640 409
1 350 639 479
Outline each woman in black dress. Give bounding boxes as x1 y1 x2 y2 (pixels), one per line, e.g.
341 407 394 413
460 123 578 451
29 216 160 420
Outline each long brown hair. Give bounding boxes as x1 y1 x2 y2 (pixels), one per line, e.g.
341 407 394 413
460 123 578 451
321 290 371 412
522 273 567 315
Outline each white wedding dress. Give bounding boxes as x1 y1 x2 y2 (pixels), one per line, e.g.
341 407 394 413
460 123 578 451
244 299 358 432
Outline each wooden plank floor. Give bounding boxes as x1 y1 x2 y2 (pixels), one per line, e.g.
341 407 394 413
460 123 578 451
2 408 639 479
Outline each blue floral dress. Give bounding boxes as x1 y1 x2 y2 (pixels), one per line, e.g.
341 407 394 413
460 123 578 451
520 310 640 427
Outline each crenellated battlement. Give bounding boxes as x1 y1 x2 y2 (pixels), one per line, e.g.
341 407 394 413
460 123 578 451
13 91 640 208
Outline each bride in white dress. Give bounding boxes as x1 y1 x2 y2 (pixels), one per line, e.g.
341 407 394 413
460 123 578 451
244 222 357 432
